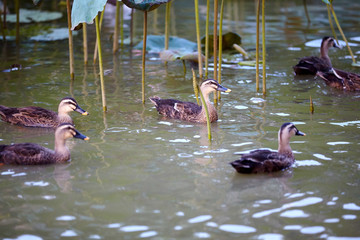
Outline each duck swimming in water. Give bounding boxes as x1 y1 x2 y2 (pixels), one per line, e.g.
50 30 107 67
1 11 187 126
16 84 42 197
230 123 306 174
0 123 89 165
0 97 88 128
149 79 231 123
293 36 340 76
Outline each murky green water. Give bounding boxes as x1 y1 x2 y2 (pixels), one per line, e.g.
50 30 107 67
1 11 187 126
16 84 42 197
1 0 360 239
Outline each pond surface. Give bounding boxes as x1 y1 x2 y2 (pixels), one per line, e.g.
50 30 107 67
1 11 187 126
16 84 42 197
1 0 360 239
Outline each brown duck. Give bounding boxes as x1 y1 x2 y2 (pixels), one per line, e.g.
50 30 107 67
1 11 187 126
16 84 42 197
293 36 340 75
0 97 88 128
149 79 231 123
230 123 306 174
0 123 89 165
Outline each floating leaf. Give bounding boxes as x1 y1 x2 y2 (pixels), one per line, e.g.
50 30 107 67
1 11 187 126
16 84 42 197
71 0 107 30
30 28 78 41
6 9 62 23
135 35 197 53
159 50 204 63
122 0 170 12
351 61 360 67
201 32 242 53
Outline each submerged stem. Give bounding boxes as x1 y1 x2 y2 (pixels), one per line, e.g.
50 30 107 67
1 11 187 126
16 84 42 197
95 14 107 112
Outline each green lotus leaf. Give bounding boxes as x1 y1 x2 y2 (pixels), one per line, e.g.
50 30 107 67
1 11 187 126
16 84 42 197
71 0 107 30
30 28 78 41
201 32 242 53
122 0 170 12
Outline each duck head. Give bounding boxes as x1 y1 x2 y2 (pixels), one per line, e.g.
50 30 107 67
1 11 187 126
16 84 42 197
278 122 305 155
200 79 232 96
56 123 89 141
58 97 89 116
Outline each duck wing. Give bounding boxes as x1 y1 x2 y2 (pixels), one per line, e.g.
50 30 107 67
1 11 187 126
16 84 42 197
230 149 293 174
150 97 201 121
0 143 54 165
293 57 331 75
0 106 57 127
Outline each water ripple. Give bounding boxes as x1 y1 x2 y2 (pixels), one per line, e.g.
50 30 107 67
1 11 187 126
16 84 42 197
258 233 284 240
120 225 149 232
24 181 49 187
188 215 212 224
3 235 43 240
139 231 158 238
313 153 332 161
219 224 256 233
300 226 325 234
327 141 351 146
343 203 360 211
56 215 76 221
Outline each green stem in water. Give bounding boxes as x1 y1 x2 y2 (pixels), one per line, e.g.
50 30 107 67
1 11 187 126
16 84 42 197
66 0 74 80
142 11 148 104
205 0 210 78
213 0 218 103
94 7 105 64
256 0 260 92
217 0 224 101
83 23 88 65
164 1 171 66
261 0 266 95
15 0 19 46
303 0 311 24
194 0 203 79
327 4 338 44
120 2 124 48
192 68 200 105
199 87 211 141
95 14 107 112
113 0 120 54
330 4 356 64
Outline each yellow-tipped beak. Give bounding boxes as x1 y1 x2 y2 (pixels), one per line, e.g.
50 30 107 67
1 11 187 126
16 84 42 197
82 111 89 116
225 88 232 93
84 137 90 141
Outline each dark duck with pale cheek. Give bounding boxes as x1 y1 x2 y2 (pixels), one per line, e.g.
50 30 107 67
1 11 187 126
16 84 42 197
230 123 306 174
0 97 89 128
0 123 89 165
149 79 231 123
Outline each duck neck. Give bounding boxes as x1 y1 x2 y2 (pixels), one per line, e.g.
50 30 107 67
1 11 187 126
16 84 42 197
54 136 71 163
320 43 332 68
57 107 72 124
278 133 293 157
200 91 217 121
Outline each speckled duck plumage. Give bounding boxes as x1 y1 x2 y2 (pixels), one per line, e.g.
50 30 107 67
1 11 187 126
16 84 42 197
149 79 231 123
0 97 88 128
0 123 89 165
230 123 306 174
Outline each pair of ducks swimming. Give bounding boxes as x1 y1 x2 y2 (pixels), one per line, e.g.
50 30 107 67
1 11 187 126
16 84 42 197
0 81 305 174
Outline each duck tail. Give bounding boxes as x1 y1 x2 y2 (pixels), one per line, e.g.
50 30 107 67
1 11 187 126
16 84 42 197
229 160 252 174
0 105 8 120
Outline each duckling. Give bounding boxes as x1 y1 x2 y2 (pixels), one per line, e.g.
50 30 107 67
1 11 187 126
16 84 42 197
149 79 231 123
293 36 340 76
230 123 305 174
0 123 89 165
0 97 89 128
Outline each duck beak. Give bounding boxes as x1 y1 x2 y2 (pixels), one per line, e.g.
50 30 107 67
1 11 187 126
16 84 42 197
74 129 90 141
333 41 341 49
296 130 306 136
217 84 232 93
75 105 89 116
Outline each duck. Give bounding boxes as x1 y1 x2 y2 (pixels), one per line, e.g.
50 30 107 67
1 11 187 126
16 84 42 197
316 67 360 91
230 123 306 174
149 79 231 123
0 123 89 165
293 36 340 76
0 97 89 128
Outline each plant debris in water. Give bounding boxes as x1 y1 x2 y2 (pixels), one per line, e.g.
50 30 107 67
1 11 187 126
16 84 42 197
30 28 78 41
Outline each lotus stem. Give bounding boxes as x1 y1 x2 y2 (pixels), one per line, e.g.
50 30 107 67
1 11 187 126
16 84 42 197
192 68 200 105
130 9 134 47
0 13 5 41
3 0 6 30
194 0 203 79
182 60 186 75
66 0 74 80
94 7 105 64
15 0 19 46
330 4 356 64
326 4 338 44
164 1 171 66
256 0 260 92
95 14 107 112
83 23 88 65
261 0 266 95
199 85 211 141
113 0 120 54
217 0 224 101
213 0 218 103
142 11 148 104
303 0 310 24
310 95 314 114
205 0 210 78
120 2 124 48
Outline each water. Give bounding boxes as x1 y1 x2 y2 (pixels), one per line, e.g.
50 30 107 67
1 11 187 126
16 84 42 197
1 0 360 239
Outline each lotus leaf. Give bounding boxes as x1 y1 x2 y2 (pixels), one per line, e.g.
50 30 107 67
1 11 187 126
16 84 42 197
201 32 242 53
71 0 107 30
122 0 170 12
135 35 197 53
6 9 62 23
